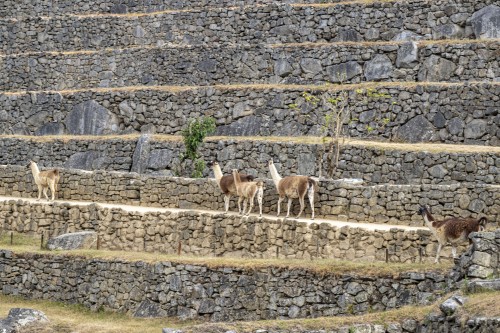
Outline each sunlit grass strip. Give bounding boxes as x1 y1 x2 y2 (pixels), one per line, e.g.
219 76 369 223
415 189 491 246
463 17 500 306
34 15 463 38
1 38 498 58
0 233 451 277
1 134 499 155
3 81 499 96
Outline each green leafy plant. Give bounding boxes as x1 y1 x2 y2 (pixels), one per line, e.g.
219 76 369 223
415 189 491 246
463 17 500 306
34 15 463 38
176 116 216 178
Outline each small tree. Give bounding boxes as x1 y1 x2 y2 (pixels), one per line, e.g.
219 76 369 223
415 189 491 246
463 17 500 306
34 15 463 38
176 116 216 178
292 86 395 178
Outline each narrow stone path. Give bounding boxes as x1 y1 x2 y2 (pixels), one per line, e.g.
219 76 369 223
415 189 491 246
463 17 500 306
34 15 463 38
0 195 426 232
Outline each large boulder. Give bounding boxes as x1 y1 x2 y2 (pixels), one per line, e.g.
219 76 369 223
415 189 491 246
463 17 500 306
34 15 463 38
464 119 488 139
392 30 424 41
364 54 393 81
327 61 362 82
65 151 108 170
47 231 98 250
299 58 323 74
0 308 49 333
396 42 418 68
469 5 500 39
131 134 152 174
274 59 293 77
418 55 456 81
134 300 168 318
66 100 120 135
395 115 435 143
35 122 66 136
432 23 464 39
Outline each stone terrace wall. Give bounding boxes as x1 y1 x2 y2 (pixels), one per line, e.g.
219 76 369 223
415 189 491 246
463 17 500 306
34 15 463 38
450 230 500 282
1 83 498 145
3 1 498 53
0 250 448 320
2 42 499 92
0 0 332 17
1 137 498 185
0 199 460 262
1 166 498 226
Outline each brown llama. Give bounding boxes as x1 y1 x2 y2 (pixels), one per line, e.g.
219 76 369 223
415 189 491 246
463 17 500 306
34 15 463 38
268 160 318 220
209 161 255 213
418 205 487 263
27 160 61 201
232 169 263 217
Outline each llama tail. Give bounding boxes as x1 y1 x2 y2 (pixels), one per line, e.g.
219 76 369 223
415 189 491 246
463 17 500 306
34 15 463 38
308 177 318 192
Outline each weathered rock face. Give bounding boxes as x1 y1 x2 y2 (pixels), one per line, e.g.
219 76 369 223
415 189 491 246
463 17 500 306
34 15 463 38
47 231 98 250
66 100 119 135
418 55 457 82
131 134 151 173
396 42 418 68
432 24 464 39
0 308 49 333
395 115 435 143
327 61 363 82
364 54 393 81
470 5 500 39
65 151 108 170
34 122 65 136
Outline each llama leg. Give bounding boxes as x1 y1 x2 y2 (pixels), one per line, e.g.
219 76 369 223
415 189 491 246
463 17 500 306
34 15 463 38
308 187 315 220
435 243 442 263
277 197 284 217
286 198 293 218
451 246 457 259
242 198 248 216
246 195 255 216
49 181 56 201
224 195 230 213
257 188 263 217
36 184 43 200
238 197 244 215
296 196 305 219
42 187 49 200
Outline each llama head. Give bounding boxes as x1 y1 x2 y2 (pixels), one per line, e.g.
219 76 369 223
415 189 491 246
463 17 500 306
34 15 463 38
268 160 274 166
26 160 35 168
207 160 217 168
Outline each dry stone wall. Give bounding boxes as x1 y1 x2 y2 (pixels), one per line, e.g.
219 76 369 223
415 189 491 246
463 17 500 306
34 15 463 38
1 83 498 145
0 137 498 185
3 1 499 53
0 166 498 227
0 199 454 262
0 0 328 17
0 249 448 321
1 42 498 92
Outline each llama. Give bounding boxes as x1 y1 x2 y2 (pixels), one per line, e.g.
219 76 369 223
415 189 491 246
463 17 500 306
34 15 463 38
209 161 255 213
418 205 487 263
268 160 317 220
232 169 263 217
27 160 61 201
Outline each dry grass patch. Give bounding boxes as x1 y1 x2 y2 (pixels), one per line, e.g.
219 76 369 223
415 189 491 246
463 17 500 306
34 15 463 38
271 38 500 48
3 81 498 96
1 134 498 155
462 291 500 318
0 295 193 333
0 232 451 277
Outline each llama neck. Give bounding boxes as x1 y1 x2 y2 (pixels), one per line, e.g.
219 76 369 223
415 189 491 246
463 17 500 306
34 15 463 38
422 211 436 230
269 164 282 188
232 171 242 187
213 164 223 183
30 163 40 178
